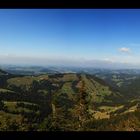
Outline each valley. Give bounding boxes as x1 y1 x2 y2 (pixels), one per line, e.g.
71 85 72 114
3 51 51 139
1 67 140 131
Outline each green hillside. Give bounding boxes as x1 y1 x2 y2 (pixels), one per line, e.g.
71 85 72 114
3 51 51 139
0 68 140 131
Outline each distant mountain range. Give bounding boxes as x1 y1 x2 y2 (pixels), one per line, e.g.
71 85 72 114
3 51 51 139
1 65 140 75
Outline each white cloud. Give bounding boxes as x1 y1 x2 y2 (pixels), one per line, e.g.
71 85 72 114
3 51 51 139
119 47 131 53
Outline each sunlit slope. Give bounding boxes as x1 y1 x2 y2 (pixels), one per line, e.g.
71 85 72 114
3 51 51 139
6 73 122 105
0 70 134 131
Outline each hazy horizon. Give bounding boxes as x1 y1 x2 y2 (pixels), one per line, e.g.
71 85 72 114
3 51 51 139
1 9 140 68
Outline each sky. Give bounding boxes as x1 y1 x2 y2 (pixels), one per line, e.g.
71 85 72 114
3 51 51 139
1 9 140 68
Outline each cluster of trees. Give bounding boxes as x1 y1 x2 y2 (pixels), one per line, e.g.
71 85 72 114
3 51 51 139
39 76 92 131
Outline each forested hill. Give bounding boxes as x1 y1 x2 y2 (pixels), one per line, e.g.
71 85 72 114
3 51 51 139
0 69 140 131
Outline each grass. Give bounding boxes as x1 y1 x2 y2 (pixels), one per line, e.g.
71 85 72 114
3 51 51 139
81 74 112 103
0 88 15 93
98 105 124 113
123 105 138 114
61 82 75 94
61 82 75 99
93 111 110 119
130 99 140 103
4 101 39 114
62 74 78 82
7 75 48 87
90 105 124 120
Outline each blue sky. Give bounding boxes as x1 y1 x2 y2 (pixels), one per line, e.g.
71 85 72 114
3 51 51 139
1 9 140 68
